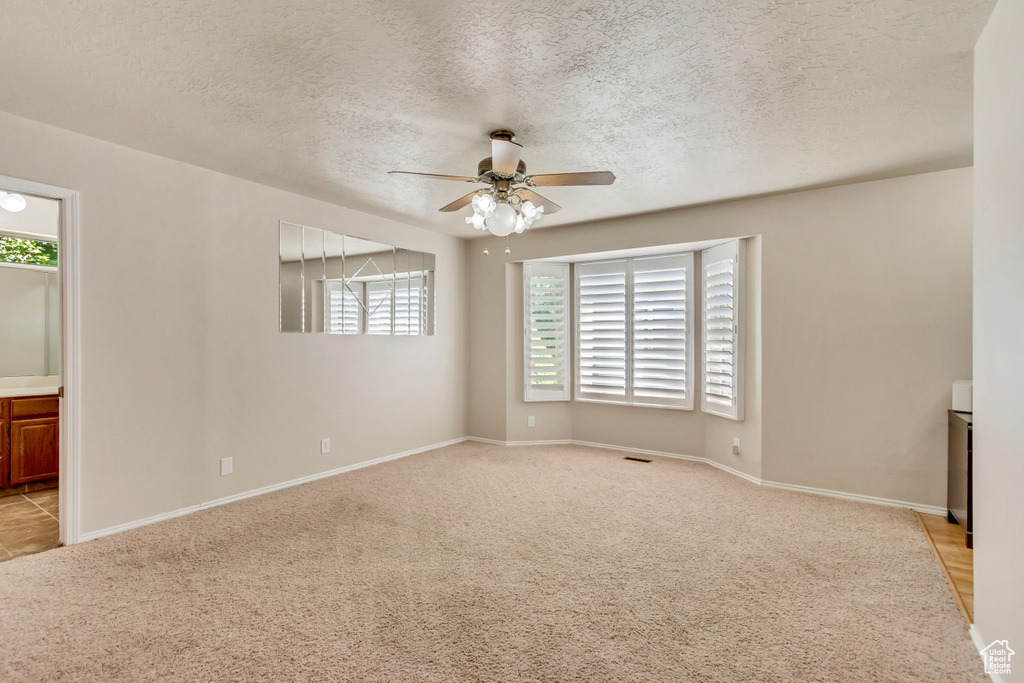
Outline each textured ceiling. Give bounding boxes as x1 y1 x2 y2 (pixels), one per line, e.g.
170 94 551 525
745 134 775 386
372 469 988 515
0 0 996 236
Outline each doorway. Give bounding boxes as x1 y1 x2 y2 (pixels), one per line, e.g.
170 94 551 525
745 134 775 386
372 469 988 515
0 174 80 559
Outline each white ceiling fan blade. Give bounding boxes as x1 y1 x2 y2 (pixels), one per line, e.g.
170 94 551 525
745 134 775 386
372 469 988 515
491 138 523 176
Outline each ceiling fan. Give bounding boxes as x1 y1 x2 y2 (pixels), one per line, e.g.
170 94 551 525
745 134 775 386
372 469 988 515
389 130 615 237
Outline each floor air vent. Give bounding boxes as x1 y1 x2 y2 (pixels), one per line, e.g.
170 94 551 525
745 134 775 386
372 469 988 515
623 456 652 463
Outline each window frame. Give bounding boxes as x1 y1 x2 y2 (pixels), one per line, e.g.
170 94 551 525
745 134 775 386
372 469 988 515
574 258 630 405
631 253 695 410
523 262 571 402
573 252 695 411
701 239 745 421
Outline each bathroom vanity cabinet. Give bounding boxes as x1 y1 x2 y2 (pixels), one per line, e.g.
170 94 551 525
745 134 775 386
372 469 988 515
0 395 59 490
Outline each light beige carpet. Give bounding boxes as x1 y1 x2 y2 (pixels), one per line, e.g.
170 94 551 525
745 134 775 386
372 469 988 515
0 442 984 682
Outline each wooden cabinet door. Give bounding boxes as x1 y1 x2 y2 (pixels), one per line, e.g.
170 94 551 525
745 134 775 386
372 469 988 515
10 417 59 485
0 418 8 489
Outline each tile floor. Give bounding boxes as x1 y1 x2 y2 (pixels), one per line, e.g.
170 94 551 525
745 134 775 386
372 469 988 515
0 488 59 562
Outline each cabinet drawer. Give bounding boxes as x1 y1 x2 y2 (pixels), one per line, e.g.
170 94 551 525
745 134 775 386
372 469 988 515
11 396 59 418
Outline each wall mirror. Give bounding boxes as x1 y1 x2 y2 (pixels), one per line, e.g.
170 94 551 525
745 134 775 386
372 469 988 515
279 222 435 335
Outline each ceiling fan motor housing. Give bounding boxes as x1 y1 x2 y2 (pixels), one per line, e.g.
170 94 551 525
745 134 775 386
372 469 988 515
478 157 527 180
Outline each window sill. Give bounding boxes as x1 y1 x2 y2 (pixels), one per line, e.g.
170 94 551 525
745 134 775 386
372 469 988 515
573 396 694 412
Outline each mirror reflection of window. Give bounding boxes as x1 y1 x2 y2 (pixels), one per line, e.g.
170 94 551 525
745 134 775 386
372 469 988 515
395 274 428 336
279 221 435 336
366 281 393 335
326 280 362 335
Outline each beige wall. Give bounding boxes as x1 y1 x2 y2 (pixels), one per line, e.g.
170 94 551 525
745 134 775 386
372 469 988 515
0 112 467 535
467 168 972 507
974 0 1024 670
465 244 508 441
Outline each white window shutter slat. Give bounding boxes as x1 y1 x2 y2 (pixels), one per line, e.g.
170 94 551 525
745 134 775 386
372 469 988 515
366 281 394 335
576 260 629 400
524 263 571 402
632 253 694 409
701 240 745 420
394 275 423 336
326 280 362 334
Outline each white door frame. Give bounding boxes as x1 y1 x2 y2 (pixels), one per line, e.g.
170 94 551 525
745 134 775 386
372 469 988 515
0 174 81 545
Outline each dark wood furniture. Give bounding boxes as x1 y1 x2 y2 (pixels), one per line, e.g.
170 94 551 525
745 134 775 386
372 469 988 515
947 410 972 548
0 395 59 491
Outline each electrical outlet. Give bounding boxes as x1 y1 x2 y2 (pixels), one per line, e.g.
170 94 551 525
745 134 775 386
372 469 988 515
731 438 741 455
321 438 331 454
220 457 233 476
528 416 536 428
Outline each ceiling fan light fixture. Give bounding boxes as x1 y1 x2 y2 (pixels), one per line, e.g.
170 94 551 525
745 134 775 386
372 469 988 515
466 213 487 230
472 193 496 216
467 193 544 236
485 201 517 237
521 200 544 220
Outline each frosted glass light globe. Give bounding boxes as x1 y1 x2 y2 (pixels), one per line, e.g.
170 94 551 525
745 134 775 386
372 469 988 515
473 193 496 216
523 201 544 222
485 202 517 237
0 192 27 213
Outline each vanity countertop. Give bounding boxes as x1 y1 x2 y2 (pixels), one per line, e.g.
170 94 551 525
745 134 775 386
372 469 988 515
0 376 60 399
950 410 973 426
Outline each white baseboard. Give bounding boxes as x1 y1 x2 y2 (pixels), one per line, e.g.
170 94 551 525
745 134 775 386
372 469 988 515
466 436 506 446
78 501 205 542
575 440 765 487
969 625 1006 683
78 437 468 543
469 437 574 447
464 437 943 516
760 478 947 517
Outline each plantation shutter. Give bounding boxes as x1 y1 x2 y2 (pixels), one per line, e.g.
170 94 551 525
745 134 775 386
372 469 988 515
632 253 693 408
524 263 570 401
702 240 745 420
365 281 394 335
394 276 423 336
576 260 628 401
326 280 363 334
